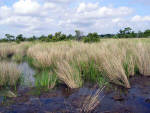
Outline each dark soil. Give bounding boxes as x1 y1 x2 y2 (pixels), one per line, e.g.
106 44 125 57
0 75 150 113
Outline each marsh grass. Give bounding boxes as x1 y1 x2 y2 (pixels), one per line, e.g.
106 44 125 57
56 61 83 89
0 61 21 88
79 60 99 82
77 60 108 87
1 39 150 89
0 42 32 62
25 40 145 88
35 70 57 89
0 43 15 59
134 43 150 76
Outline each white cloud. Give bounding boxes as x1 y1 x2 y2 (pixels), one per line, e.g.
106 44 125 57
75 3 133 21
42 0 71 3
0 1 149 36
112 18 121 23
13 0 40 15
67 3 133 29
43 2 56 9
77 2 99 13
132 15 150 22
0 6 11 18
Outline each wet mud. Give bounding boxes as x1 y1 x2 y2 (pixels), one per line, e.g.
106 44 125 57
0 76 150 113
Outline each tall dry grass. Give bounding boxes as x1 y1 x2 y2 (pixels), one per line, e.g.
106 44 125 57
134 43 150 76
0 42 32 61
27 41 133 88
56 61 82 88
0 43 15 59
0 61 21 86
12 42 33 61
2 39 150 88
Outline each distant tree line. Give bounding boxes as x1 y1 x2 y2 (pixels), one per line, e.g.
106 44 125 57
0 27 150 43
116 27 150 38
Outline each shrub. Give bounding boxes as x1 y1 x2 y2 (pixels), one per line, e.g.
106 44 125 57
83 33 100 43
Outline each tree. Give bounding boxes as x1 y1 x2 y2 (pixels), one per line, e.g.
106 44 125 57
60 34 67 40
83 32 100 43
124 27 132 34
67 34 74 39
51 32 67 41
27 35 37 41
48 34 53 39
117 29 125 38
75 30 83 41
5 34 15 41
130 31 136 38
39 35 49 41
16 34 25 43
137 31 144 38
144 29 150 37
117 27 135 38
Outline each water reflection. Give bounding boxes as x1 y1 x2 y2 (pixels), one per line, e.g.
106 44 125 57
18 62 35 87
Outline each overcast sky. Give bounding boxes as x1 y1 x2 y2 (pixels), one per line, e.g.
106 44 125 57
0 0 150 36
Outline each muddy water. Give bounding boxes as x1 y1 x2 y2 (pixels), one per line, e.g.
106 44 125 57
97 76 150 113
18 62 35 88
0 76 150 113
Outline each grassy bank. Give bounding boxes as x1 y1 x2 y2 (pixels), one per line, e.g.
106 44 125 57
0 38 150 89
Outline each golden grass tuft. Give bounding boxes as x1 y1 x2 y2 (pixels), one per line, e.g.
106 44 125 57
134 43 150 76
0 61 21 86
56 60 82 88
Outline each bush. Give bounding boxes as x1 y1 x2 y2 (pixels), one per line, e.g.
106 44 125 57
83 37 100 43
83 32 100 43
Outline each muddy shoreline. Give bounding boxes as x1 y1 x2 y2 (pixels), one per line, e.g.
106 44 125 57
0 75 150 113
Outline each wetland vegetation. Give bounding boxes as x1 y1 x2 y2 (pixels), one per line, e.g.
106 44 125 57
0 31 150 112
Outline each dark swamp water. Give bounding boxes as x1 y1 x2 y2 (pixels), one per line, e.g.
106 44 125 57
0 62 150 113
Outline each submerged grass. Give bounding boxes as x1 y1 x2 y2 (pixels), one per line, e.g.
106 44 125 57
80 86 105 113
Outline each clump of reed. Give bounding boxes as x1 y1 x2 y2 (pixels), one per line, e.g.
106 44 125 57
97 43 131 88
134 43 150 76
56 61 83 89
0 61 21 87
35 70 57 89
